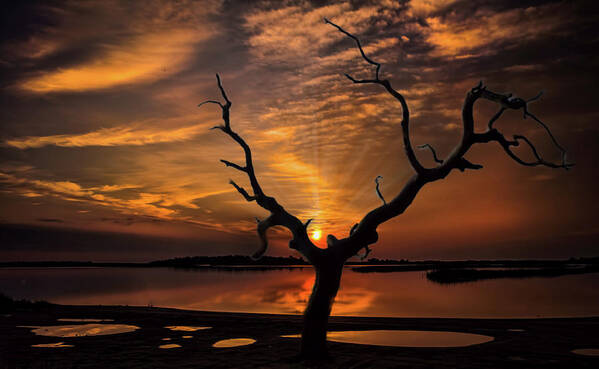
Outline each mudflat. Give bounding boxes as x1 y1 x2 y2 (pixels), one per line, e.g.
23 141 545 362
1 304 598 368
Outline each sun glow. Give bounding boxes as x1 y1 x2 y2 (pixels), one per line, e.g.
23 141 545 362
311 229 322 240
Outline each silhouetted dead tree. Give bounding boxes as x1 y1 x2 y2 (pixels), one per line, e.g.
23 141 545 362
200 19 572 360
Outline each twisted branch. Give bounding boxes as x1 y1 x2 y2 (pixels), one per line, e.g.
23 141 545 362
325 18 571 261
201 74 321 263
324 19 425 175
417 144 444 164
374 175 386 205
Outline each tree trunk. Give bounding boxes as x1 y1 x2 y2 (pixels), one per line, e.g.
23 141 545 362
300 259 344 359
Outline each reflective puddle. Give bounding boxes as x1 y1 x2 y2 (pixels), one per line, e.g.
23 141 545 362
282 330 494 347
32 342 73 348
182 335 193 339
165 326 211 332
212 338 256 348
572 348 599 356
19 324 139 337
58 318 114 322
159 344 181 349
162 338 172 341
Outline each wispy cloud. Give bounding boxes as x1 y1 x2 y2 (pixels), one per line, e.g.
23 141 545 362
20 30 205 92
13 0 222 93
4 121 208 149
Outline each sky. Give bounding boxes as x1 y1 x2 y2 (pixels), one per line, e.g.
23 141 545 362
1 0 598 262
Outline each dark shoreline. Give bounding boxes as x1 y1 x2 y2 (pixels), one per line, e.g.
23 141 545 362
2 303 599 368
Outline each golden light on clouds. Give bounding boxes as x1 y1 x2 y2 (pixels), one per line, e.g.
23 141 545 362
1 0 594 260
20 30 202 93
4 121 207 149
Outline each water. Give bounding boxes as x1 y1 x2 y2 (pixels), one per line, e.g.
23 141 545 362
212 338 256 348
2 267 599 318
282 330 494 347
20 324 139 337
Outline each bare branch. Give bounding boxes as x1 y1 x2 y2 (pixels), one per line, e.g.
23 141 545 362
324 18 381 80
524 111 571 169
456 158 483 172
526 90 544 103
488 107 505 129
254 215 277 260
204 74 322 263
220 159 246 172
417 144 444 164
198 100 223 108
374 175 386 205
326 18 425 175
474 86 573 169
359 245 372 261
229 180 255 202
304 218 313 229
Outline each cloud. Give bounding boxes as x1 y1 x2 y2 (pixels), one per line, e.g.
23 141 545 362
19 30 204 92
423 3 577 59
4 121 208 149
12 0 222 93
243 2 398 64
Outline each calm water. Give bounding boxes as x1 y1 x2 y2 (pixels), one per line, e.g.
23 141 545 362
2 267 599 318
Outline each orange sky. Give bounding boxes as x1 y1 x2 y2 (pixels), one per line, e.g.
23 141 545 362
1 0 598 261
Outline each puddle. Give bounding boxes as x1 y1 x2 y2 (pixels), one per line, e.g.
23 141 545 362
31 342 73 348
282 330 494 347
212 338 256 348
159 344 181 349
507 329 525 332
162 338 172 341
182 335 193 339
58 318 114 322
165 326 211 332
572 348 599 356
19 324 139 337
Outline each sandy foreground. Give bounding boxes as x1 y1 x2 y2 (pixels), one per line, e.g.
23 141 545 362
1 304 598 368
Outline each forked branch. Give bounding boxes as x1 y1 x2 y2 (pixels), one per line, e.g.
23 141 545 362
201 74 321 263
325 18 572 260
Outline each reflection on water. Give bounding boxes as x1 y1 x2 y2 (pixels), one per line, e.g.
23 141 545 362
159 344 181 349
282 330 494 347
58 318 114 322
182 335 192 339
165 326 211 331
3 267 599 318
162 338 171 341
20 324 139 337
572 348 599 356
31 342 73 348
212 338 256 348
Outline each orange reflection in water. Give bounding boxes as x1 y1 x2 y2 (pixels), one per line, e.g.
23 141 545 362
20 324 139 337
282 330 494 347
212 338 256 348
31 342 73 348
5 267 599 318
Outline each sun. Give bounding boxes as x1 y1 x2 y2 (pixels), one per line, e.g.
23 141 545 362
311 229 322 240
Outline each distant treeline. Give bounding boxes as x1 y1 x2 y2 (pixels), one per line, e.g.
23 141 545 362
2 256 599 273
148 255 309 267
0 255 408 268
351 257 599 273
426 264 599 284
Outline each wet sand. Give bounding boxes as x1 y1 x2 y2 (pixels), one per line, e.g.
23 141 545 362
1 304 598 368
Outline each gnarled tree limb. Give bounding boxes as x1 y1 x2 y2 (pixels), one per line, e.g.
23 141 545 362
325 18 572 260
201 74 322 263
374 175 386 205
